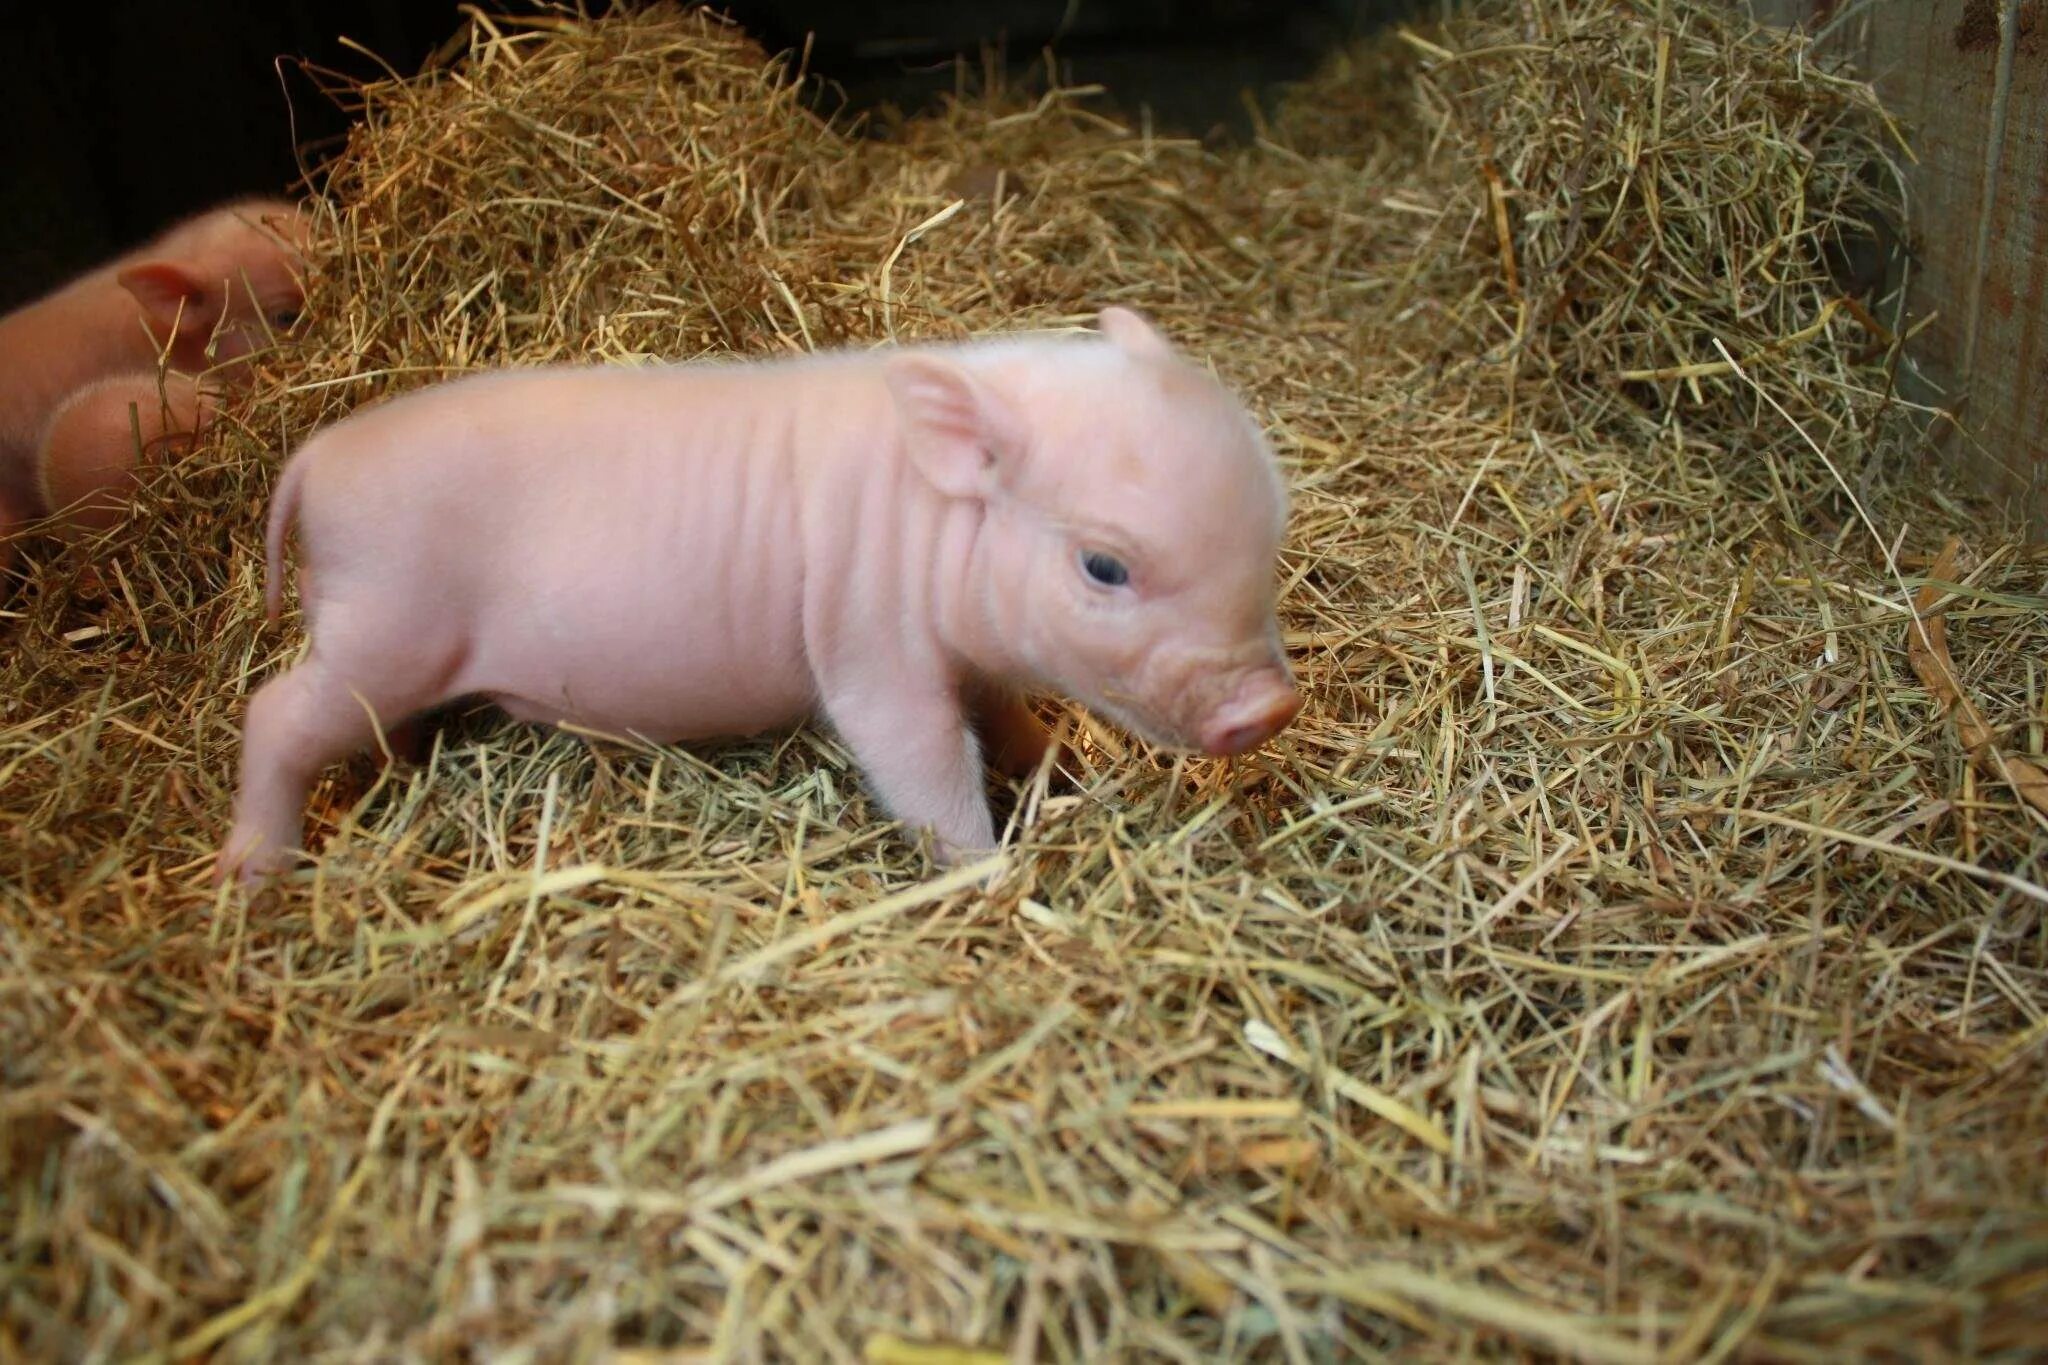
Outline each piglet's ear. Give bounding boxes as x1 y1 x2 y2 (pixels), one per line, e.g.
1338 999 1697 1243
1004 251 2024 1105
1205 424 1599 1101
116 262 220 338
1097 305 1174 360
885 353 1027 501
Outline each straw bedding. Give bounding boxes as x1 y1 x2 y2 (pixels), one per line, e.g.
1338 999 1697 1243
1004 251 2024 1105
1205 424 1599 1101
4 2 2046 1360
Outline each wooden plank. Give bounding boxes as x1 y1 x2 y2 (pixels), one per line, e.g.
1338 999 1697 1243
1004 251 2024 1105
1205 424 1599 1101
1858 3 2003 453
1964 1 2047 533
1758 0 2047 538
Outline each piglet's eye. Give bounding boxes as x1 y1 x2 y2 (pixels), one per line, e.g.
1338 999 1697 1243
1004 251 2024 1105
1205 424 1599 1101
271 308 301 329
1081 550 1130 588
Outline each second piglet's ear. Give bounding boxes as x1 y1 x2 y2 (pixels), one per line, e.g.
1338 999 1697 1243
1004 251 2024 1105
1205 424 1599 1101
885 353 1027 501
116 261 220 338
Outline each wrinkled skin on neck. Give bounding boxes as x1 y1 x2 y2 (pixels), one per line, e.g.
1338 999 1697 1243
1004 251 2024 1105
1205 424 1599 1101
921 331 1296 758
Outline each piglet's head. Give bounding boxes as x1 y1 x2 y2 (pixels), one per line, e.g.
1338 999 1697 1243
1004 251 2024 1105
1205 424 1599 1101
888 305 1300 759
116 198 310 380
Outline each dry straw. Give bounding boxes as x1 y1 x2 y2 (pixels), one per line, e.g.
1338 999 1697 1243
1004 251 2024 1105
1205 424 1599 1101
4 1 2045 1360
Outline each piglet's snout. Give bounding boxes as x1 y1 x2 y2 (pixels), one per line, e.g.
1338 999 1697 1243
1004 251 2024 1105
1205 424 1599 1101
1199 669 1301 757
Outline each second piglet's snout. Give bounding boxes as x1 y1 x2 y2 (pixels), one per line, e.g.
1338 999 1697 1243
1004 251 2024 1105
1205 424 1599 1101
219 306 1299 883
36 372 216 540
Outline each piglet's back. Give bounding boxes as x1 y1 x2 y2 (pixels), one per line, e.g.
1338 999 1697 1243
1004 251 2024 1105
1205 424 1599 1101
280 359 863 631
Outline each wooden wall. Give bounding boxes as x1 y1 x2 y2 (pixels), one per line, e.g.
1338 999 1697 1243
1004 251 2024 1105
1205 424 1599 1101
1756 0 2046 538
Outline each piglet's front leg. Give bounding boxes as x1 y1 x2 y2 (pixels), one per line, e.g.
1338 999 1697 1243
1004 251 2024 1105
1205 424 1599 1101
823 685 997 864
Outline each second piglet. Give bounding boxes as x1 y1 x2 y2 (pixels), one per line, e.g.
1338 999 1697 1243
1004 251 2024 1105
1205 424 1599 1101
0 198 306 561
220 307 1301 882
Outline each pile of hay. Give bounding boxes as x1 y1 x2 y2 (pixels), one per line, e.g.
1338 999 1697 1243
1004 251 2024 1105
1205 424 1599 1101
1305 3 1909 433
304 6 854 379
5 1 2045 1360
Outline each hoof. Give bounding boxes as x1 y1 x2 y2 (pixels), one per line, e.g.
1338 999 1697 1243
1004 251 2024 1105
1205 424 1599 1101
214 829 297 888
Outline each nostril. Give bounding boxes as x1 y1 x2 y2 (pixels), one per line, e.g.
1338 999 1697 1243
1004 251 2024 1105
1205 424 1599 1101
1204 688 1302 757
1212 721 1267 756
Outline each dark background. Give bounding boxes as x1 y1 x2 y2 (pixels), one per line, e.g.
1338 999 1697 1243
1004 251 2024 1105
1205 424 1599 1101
0 0 1421 314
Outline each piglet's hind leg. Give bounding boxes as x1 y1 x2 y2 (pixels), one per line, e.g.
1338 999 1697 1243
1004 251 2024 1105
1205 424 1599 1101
219 657 438 884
